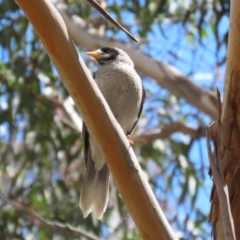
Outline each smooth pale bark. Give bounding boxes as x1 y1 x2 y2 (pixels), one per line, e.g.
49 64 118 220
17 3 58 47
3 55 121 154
209 0 240 239
16 0 177 239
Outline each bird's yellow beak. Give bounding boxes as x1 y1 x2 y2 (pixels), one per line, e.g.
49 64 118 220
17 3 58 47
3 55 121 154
86 51 101 59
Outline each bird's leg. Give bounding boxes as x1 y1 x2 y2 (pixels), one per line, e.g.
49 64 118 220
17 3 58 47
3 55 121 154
127 135 134 146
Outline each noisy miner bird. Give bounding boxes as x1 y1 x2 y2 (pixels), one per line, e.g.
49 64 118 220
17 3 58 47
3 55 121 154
80 47 145 219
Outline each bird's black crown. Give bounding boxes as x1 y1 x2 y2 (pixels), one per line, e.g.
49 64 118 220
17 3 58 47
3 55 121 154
101 47 118 55
98 47 119 64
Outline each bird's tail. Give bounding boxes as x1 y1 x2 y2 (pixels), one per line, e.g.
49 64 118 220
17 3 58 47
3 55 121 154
80 158 110 219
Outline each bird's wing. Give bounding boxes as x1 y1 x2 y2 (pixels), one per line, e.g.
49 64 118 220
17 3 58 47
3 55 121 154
127 84 146 135
82 72 96 167
82 122 90 168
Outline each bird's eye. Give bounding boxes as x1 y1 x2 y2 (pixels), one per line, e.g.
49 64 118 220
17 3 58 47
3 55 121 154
101 47 112 54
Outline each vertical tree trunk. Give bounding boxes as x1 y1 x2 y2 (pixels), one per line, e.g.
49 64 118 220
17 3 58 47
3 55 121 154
209 0 240 239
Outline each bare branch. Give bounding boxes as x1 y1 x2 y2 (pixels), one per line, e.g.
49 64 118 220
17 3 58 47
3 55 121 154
132 122 205 144
63 96 82 132
16 0 177 239
51 0 217 120
40 94 83 132
0 194 101 240
86 0 138 42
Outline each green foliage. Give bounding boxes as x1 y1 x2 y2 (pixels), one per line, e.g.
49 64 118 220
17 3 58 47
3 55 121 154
0 0 228 239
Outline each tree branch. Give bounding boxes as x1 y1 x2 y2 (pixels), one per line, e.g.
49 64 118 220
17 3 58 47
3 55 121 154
16 0 177 239
132 122 205 144
0 194 101 240
86 0 137 42
51 0 217 120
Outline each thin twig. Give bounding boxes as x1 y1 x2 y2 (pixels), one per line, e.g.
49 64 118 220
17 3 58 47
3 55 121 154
0 194 101 240
86 0 138 42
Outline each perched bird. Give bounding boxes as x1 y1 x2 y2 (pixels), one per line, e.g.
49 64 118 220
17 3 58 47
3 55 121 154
80 47 145 219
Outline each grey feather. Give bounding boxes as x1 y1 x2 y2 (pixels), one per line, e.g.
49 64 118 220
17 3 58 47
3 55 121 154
80 47 144 219
80 150 110 219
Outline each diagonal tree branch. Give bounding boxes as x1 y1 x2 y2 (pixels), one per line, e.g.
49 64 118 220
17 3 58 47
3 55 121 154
16 0 178 239
132 122 205 144
0 194 101 240
51 0 218 120
86 0 137 42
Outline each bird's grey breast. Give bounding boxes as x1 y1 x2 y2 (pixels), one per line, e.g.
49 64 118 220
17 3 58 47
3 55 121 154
94 63 142 133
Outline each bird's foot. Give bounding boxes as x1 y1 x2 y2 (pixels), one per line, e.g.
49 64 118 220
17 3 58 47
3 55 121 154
127 135 134 146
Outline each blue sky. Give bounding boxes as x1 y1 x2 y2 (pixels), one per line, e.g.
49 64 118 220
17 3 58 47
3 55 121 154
105 4 228 238
0 2 229 239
